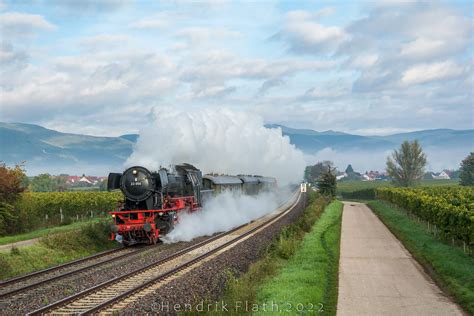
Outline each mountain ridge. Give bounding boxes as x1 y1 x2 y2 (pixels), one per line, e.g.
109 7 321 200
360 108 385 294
1 122 472 175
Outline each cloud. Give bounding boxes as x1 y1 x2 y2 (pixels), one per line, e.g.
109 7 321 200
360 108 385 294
176 27 241 44
80 34 130 51
400 38 445 60
180 50 334 83
401 60 465 85
257 78 284 96
0 0 472 139
0 12 55 37
130 11 175 29
0 41 28 66
48 0 128 13
343 1 472 94
279 10 348 54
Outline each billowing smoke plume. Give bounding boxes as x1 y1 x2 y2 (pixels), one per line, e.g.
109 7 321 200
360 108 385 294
163 191 280 243
125 107 305 185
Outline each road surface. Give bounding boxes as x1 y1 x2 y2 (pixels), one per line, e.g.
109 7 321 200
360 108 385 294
0 238 40 251
337 202 463 316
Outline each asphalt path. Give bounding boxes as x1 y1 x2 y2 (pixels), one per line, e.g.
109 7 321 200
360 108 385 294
0 238 40 251
337 202 463 316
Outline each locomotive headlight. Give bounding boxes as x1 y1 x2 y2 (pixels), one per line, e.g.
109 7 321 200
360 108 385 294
132 169 137 175
111 214 116 218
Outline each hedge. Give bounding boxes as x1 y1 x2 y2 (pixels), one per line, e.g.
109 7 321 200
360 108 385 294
1 192 123 236
376 187 474 246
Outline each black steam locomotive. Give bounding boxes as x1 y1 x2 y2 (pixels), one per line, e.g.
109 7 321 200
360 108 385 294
108 163 276 245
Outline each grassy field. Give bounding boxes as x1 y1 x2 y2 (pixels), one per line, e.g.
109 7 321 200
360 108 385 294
255 201 343 315
0 218 101 246
0 220 119 280
368 200 474 314
214 193 332 315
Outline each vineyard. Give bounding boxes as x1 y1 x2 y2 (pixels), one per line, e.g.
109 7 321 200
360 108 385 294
376 187 474 247
1 192 123 236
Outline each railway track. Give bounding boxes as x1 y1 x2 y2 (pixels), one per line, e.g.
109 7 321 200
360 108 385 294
29 191 302 315
0 245 149 299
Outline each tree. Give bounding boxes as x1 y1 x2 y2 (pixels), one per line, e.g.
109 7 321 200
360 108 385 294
0 163 26 202
317 167 337 197
386 140 427 187
459 152 474 186
304 161 334 184
345 164 354 174
29 174 57 192
0 163 26 235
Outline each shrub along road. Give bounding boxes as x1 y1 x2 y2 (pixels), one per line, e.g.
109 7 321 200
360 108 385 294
337 202 463 315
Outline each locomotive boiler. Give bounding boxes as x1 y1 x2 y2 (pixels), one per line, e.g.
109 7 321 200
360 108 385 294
108 163 276 245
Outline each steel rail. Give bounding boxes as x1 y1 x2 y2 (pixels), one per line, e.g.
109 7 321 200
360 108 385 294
0 246 151 299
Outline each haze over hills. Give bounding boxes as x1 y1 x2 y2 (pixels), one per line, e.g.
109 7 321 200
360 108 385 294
0 122 472 175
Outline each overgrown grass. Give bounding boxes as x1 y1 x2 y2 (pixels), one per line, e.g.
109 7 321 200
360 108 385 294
367 200 474 314
0 220 119 280
0 218 101 245
255 201 343 315
210 194 338 315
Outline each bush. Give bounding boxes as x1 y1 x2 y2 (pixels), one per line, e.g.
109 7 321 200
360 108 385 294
40 219 114 252
376 186 474 245
2 191 122 236
340 188 376 200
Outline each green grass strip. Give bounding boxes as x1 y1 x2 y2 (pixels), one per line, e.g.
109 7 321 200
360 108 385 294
0 220 118 280
367 200 474 314
0 218 101 246
255 200 343 315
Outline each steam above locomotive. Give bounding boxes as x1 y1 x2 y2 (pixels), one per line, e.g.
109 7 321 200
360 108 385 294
108 163 276 245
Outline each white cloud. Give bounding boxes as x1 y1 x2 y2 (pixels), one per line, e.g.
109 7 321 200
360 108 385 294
315 7 336 17
130 11 176 29
349 54 378 68
400 38 445 59
176 26 241 44
282 10 347 54
0 12 55 37
80 34 130 49
401 60 465 85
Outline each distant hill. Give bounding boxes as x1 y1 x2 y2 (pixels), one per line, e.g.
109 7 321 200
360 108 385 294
0 122 134 175
265 124 473 153
1 122 472 174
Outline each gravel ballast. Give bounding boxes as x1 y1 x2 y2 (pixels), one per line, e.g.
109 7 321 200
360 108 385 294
0 236 210 314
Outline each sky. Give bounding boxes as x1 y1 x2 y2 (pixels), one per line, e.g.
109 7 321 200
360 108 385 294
0 0 473 137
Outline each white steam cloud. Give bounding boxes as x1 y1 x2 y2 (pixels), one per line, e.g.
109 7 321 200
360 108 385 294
163 191 281 243
125 107 305 185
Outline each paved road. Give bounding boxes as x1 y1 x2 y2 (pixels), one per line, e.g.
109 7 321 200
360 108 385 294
0 238 40 251
337 202 464 316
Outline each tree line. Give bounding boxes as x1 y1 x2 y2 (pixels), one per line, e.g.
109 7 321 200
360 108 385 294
305 140 473 190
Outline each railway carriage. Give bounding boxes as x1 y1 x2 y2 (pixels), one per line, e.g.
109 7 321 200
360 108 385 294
202 175 242 193
238 175 260 195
